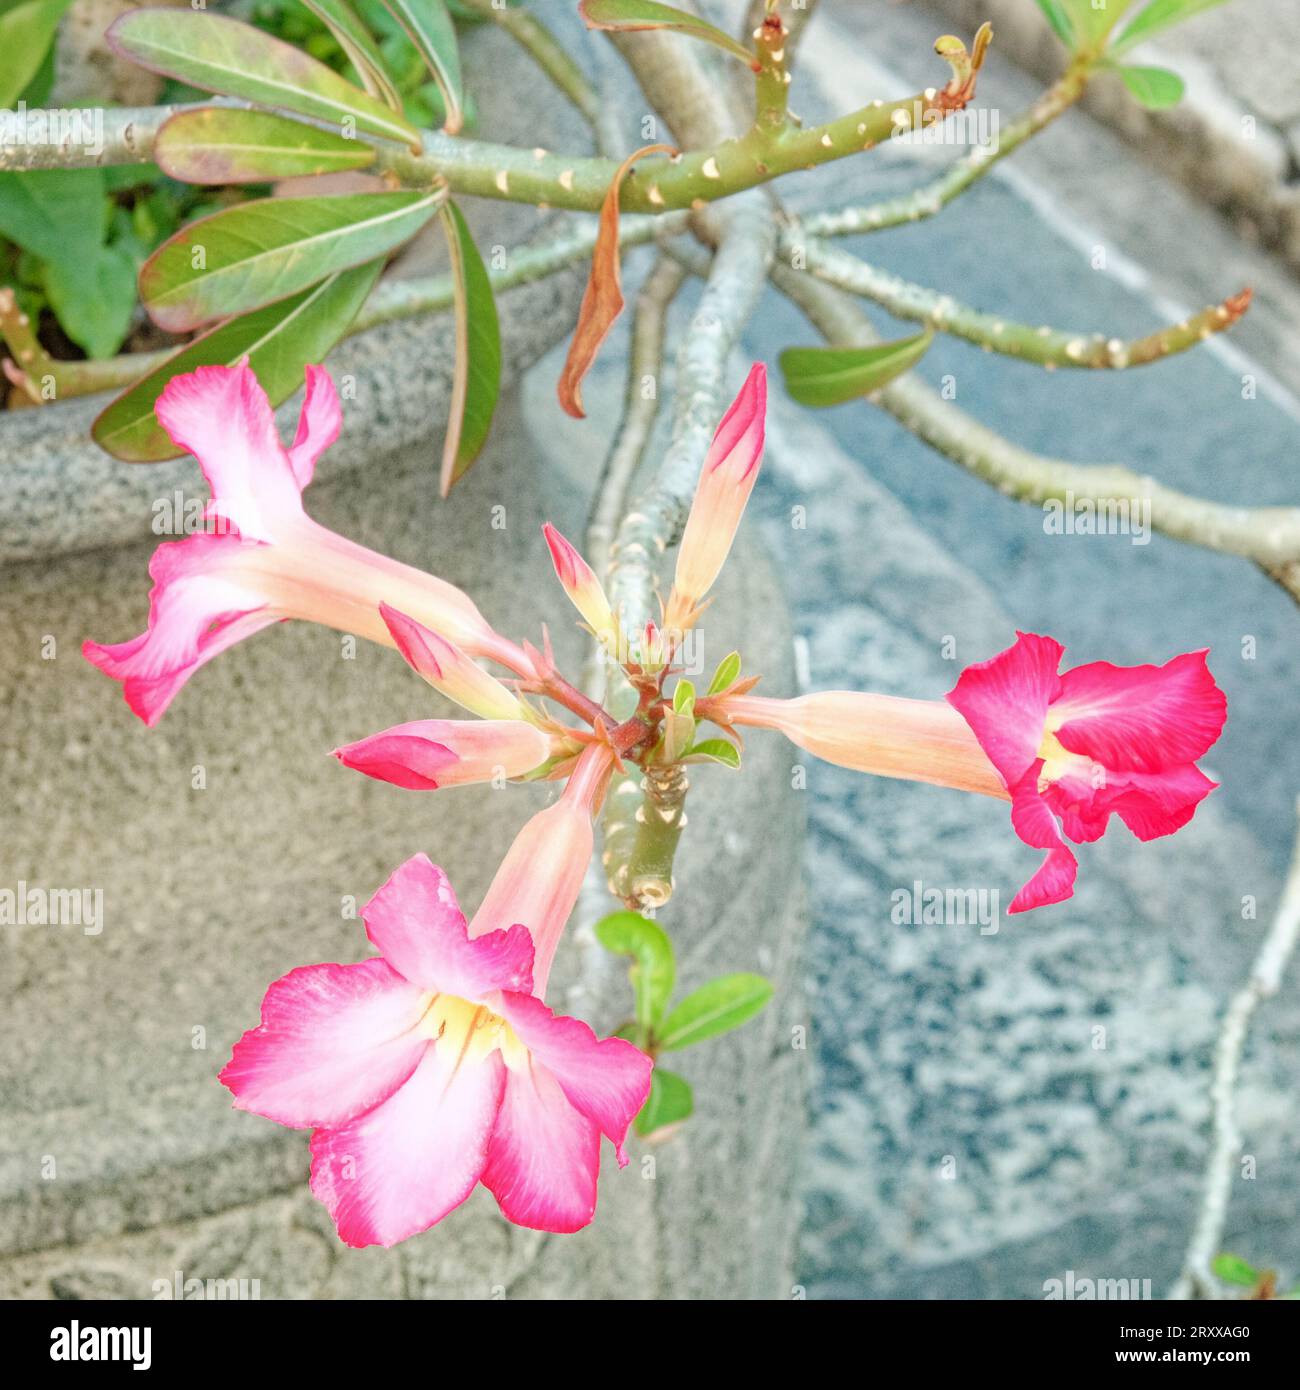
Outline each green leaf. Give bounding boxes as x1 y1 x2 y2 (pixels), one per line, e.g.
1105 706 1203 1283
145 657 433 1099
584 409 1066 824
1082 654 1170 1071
706 651 742 696
1211 1253 1259 1288
379 0 464 132
43 242 137 360
93 260 383 461
1063 0 1138 42
300 0 405 110
579 0 758 70
681 737 740 769
1032 0 1076 46
672 679 696 718
658 973 773 1050
594 911 676 1037
155 108 378 184
659 707 695 764
0 0 75 107
139 189 441 333
1113 0 1229 53
1115 62 1185 108
0 169 103 262
105 9 420 149
436 200 501 494
635 1068 693 1138
780 331 933 407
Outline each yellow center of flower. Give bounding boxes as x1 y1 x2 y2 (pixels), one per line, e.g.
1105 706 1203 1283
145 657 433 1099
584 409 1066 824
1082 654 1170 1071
419 993 529 1071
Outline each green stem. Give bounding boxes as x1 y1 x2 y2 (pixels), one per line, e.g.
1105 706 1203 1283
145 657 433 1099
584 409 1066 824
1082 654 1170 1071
769 264 1300 572
791 237 1253 369
799 64 1089 237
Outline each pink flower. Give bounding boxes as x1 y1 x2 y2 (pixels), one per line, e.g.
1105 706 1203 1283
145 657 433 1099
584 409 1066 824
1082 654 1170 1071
946 632 1226 913
333 719 557 791
84 363 518 726
220 848 650 1245
662 363 766 635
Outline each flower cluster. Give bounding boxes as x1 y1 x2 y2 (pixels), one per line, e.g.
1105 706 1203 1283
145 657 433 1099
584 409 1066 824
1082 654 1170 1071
85 357 1225 1245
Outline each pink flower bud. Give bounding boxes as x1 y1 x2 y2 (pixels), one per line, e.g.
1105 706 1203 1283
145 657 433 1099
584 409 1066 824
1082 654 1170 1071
542 523 619 651
664 363 766 632
333 719 555 791
380 604 529 722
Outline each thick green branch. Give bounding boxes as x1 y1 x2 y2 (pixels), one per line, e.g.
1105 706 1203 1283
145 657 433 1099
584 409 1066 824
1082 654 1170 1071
788 237 1252 369
0 76 985 213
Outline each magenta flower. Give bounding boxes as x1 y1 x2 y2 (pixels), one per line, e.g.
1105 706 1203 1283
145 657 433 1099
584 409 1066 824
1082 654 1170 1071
221 848 651 1245
333 719 556 791
84 363 518 726
946 632 1227 913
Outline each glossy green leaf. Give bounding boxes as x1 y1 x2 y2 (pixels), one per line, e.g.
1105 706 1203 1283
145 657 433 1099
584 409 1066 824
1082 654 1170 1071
0 0 75 107
93 260 382 461
155 108 377 185
44 242 137 360
1031 0 1076 46
437 200 501 494
635 1068 693 1138
580 0 758 69
681 737 740 769
1116 62 1185 108
140 189 440 333
658 973 773 1051
1113 0 1229 53
706 651 742 696
300 0 404 110
672 679 696 718
1210 1253 1259 1288
780 331 933 408
105 8 419 148
595 910 675 1036
379 0 464 132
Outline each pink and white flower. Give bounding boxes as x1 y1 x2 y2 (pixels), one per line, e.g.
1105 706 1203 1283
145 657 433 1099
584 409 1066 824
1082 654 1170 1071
542 522 620 655
221 844 649 1245
84 362 520 726
946 632 1227 913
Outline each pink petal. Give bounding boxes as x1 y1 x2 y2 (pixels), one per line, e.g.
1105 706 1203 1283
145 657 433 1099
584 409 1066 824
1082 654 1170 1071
497 991 652 1164
333 718 551 791
1052 649 1227 772
154 362 303 540
946 632 1064 790
286 364 341 491
1110 763 1218 842
310 1046 505 1248
82 533 276 726
219 958 430 1129
1006 767 1079 914
480 1063 601 1234
363 853 534 997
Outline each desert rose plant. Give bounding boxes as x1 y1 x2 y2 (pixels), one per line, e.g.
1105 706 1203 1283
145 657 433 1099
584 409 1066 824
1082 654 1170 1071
2 0 1286 1263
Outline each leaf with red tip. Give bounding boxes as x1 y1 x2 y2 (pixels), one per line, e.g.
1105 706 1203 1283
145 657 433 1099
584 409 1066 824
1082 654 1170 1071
557 142 675 419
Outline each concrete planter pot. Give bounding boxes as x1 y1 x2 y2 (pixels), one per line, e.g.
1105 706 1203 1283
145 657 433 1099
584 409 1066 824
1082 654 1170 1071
0 29 808 1300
